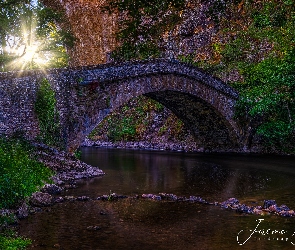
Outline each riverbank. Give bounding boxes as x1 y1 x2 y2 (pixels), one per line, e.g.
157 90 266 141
81 138 269 154
33 143 105 185
82 138 203 152
9 145 295 249
1 143 105 215
0 142 105 249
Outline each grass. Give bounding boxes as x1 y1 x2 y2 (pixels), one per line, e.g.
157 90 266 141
0 232 31 250
0 136 54 249
0 137 53 209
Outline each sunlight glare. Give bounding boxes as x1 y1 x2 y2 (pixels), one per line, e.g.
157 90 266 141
7 40 48 71
22 44 39 62
6 16 51 71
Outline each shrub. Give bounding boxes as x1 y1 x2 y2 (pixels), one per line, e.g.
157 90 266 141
0 233 31 250
0 137 53 209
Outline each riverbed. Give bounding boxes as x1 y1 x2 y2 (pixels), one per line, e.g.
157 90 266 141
19 147 295 249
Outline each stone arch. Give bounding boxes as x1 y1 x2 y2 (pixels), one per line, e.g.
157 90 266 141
85 90 239 151
0 59 242 152
64 60 240 152
145 91 238 150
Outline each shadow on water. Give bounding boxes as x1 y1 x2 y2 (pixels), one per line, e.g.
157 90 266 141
19 148 295 250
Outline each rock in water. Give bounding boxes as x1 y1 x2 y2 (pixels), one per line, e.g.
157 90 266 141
30 192 53 207
263 200 277 209
41 184 63 195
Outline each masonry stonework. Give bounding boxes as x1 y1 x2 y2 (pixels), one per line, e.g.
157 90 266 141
0 59 246 152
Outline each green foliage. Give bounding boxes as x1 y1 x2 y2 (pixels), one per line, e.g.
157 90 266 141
111 41 160 61
201 0 295 152
0 0 74 71
0 229 31 250
158 116 185 139
251 2 288 28
0 137 53 209
90 96 162 141
74 149 82 160
34 78 62 148
236 50 295 151
0 234 31 250
89 96 190 143
89 96 162 141
0 214 16 227
222 37 251 63
104 0 185 61
177 53 197 65
107 117 136 141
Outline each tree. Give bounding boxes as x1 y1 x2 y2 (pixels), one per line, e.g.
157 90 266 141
0 0 74 71
216 0 295 152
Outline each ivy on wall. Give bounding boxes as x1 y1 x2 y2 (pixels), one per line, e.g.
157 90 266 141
103 0 186 61
34 78 62 148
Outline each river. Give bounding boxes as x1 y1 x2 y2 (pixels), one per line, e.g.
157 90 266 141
19 147 295 249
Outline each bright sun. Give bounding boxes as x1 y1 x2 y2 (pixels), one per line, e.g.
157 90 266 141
8 40 47 71
6 21 49 71
22 44 39 62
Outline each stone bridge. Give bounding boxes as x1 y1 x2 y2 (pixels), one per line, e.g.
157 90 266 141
0 59 248 152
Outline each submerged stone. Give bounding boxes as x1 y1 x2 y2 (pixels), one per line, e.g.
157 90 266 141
87 226 101 231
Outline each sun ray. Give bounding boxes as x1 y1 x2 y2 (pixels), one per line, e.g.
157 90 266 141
6 11 51 73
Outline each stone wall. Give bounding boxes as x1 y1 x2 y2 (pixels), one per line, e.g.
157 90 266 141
0 71 42 139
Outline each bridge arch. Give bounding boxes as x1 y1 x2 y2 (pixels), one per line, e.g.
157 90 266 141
0 59 243 152
65 60 240 152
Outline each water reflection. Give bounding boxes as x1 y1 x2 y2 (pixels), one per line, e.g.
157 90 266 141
76 148 295 206
18 148 295 250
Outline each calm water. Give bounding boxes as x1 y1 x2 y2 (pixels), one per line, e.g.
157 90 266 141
19 147 295 249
